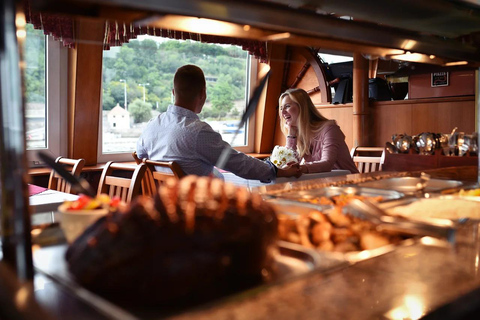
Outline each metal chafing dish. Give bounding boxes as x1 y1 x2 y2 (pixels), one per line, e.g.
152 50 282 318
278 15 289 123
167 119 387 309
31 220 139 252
267 186 405 204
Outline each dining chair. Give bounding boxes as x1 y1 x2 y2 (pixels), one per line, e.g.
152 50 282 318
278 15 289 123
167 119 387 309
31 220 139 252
47 156 86 194
97 161 147 203
350 147 386 173
132 151 185 197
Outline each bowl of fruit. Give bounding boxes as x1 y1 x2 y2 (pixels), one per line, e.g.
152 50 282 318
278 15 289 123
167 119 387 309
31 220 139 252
59 194 122 243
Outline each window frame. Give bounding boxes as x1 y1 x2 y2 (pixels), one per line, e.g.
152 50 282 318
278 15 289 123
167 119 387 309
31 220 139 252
232 55 256 154
97 52 258 163
26 36 68 167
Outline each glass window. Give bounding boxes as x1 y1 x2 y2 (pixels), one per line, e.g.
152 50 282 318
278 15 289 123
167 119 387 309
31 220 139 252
98 36 254 162
24 24 46 149
23 24 67 166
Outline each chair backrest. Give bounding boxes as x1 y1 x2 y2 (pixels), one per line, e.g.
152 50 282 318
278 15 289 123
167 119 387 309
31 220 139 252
97 161 147 203
48 156 86 194
350 147 386 173
142 159 185 197
132 151 185 197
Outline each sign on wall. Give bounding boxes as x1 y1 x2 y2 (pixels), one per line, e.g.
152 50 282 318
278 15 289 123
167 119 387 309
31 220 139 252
431 72 449 87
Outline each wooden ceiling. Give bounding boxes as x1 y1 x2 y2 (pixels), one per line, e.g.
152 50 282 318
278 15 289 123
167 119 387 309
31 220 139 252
32 0 480 66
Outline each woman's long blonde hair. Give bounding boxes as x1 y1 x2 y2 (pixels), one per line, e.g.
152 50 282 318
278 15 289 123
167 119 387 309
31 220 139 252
279 88 333 158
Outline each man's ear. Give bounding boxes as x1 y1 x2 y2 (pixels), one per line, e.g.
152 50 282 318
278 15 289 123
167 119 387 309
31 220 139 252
172 89 175 96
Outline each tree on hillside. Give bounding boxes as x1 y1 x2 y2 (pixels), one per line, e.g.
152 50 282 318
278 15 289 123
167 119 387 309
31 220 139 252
24 24 45 103
209 75 235 118
102 37 249 121
129 99 152 123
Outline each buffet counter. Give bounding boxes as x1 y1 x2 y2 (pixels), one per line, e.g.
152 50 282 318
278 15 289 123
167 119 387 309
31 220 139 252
31 166 480 320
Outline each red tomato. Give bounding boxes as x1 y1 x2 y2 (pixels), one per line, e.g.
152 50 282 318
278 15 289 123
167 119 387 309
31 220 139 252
70 194 91 210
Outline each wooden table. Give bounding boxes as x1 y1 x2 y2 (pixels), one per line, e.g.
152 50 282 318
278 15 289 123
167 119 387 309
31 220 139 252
27 167 480 319
29 186 79 214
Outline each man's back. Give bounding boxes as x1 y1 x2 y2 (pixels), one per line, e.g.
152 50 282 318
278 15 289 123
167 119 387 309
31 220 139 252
137 105 276 182
137 105 215 176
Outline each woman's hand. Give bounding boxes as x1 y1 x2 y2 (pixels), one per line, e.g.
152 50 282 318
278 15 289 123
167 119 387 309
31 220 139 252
277 164 302 178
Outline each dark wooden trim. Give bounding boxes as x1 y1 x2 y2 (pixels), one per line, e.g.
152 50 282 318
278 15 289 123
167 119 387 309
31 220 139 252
299 47 331 103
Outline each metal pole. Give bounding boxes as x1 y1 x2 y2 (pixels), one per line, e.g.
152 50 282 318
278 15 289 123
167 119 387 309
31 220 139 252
0 0 34 280
120 79 127 110
139 83 149 103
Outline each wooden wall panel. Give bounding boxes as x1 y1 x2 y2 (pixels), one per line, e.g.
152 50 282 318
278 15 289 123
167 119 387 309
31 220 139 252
284 50 308 90
371 97 475 146
409 70 475 99
412 101 475 134
373 102 413 145
318 105 354 150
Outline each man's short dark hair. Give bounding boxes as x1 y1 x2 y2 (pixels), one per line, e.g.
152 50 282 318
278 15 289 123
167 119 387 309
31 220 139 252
174 65 206 103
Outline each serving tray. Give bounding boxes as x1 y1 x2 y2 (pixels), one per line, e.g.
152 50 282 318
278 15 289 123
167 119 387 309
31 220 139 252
267 186 404 206
267 198 458 264
376 195 480 223
357 177 463 194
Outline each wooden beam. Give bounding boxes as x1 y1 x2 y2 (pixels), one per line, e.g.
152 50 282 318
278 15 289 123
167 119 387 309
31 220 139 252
353 52 370 147
255 43 286 153
69 18 104 165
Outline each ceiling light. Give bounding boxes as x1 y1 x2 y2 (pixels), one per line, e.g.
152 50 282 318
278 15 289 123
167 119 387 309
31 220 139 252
444 61 468 66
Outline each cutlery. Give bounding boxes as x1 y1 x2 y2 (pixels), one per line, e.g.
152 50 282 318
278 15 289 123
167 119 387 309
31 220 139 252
38 151 96 197
346 199 456 243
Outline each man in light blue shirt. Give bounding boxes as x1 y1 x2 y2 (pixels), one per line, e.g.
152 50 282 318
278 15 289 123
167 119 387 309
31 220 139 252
136 64 300 182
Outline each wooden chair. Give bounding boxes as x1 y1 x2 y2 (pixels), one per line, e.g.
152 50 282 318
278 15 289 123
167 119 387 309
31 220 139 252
132 151 185 197
97 161 147 203
48 156 86 194
350 147 386 173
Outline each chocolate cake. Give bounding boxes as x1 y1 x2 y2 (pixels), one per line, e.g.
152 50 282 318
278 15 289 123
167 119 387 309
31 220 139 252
65 176 278 306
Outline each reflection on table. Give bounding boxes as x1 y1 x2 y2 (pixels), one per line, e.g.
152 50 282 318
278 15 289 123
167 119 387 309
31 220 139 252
222 170 351 189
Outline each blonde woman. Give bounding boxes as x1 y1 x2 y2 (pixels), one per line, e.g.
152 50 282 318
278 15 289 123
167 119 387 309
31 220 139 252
279 88 359 174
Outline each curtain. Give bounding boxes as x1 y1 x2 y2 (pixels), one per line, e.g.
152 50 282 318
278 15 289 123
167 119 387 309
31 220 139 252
24 1 75 48
103 21 268 62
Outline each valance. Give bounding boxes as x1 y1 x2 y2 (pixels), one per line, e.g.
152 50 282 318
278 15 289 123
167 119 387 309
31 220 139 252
103 21 268 62
24 1 75 48
24 0 268 62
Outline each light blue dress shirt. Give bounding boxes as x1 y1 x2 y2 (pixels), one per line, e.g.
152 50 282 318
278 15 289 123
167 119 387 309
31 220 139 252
136 105 276 182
